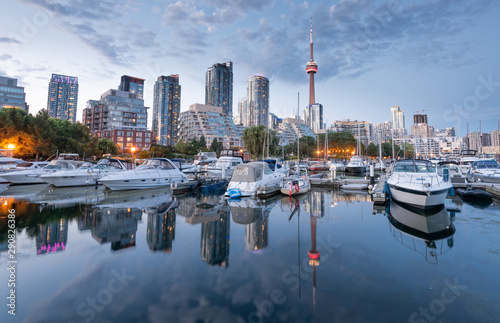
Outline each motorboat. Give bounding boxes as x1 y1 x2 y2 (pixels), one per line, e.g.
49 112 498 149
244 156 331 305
328 161 346 172
0 156 24 171
466 160 500 183
0 161 49 184
100 158 189 190
387 159 452 209
436 161 467 184
193 151 218 166
346 156 365 173
2 159 83 185
40 158 133 187
259 159 288 174
225 161 286 198
202 155 244 178
280 175 310 196
387 199 455 264
309 163 325 171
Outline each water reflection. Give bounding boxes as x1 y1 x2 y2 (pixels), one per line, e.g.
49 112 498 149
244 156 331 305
387 200 455 264
176 195 231 267
36 219 68 255
229 196 281 252
146 202 177 252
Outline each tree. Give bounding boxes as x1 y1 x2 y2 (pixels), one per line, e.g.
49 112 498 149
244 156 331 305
209 138 223 157
242 125 279 159
366 142 378 157
97 138 117 156
199 135 207 150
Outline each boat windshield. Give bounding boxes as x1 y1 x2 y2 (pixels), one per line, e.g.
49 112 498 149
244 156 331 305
78 162 94 169
393 160 435 173
137 159 175 170
94 159 124 169
45 160 74 170
474 161 500 169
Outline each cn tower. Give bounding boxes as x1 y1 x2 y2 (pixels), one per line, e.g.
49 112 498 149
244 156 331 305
306 18 318 105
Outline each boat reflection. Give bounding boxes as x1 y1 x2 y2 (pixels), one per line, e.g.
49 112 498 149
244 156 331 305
387 200 455 264
230 196 281 252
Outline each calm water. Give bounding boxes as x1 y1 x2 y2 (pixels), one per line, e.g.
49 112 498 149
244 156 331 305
0 184 499 323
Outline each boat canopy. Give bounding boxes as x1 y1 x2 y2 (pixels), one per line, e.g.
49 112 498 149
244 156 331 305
231 162 272 182
393 160 435 173
138 158 176 170
471 160 500 169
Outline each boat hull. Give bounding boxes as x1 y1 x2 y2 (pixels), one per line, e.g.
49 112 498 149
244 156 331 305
280 179 310 196
346 166 365 173
40 174 102 187
389 184 450 209
470 174 500 183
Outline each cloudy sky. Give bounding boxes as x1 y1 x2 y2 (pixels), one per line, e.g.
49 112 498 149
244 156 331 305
1 0 500 135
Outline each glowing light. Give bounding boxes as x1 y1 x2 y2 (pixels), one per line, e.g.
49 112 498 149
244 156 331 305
7 144 15 149
131 147 136 153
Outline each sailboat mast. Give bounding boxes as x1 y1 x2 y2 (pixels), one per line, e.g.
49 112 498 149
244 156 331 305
297 92 300 162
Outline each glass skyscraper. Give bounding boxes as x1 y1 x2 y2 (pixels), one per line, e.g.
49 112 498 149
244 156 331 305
0 76 27 111
47 73 78 123
119 75 144 100
205 61 233 115
153 75 181 146
246 74 269 127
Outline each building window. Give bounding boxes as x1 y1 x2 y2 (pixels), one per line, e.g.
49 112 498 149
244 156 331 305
136 132 142 137
127 137 132 142
145 138 151 143
117 131 124 136
145 133 151 138
127 132 133 137
117 137 123 142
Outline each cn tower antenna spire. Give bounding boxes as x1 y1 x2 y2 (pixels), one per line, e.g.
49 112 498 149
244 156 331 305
306 17 318 105
310 17 313 60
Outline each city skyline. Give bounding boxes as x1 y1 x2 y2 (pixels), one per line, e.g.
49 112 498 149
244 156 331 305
1 0 500 135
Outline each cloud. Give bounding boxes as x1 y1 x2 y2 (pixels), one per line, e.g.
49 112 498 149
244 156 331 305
0 36 21 44
0 54 12 61
68 23 133 65
19 0 135 20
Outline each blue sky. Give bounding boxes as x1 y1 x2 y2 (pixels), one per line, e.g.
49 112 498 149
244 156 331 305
1 0 499 136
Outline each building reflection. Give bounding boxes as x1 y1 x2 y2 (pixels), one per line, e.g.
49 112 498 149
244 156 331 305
84 207 142 251
307 193 321 311
200 208 230 267
176 195 231 267
146 201 177 252
245 214 268 252
36 219 68 255
305 191 324 217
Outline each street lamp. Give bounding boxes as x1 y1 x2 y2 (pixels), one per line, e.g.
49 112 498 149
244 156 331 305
131 147 136 167
7 144 15 150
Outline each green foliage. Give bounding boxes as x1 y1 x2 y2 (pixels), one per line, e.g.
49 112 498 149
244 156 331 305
242 125 279 159
366 142 378 157
0 108 98 159
97 138 118 156
209 138 224 157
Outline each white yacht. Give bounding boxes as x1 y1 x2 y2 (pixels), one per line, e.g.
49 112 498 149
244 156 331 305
466 160 500 183
436 161 467 184
100 158 189 190
0 157 25 182
225 161 286 198
0 161 49 184
346 156 365 173
40 158 133 187
202 151 246 178
328 161 346 172
2 159 82 185
193 151 218 166
387 159 452 208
